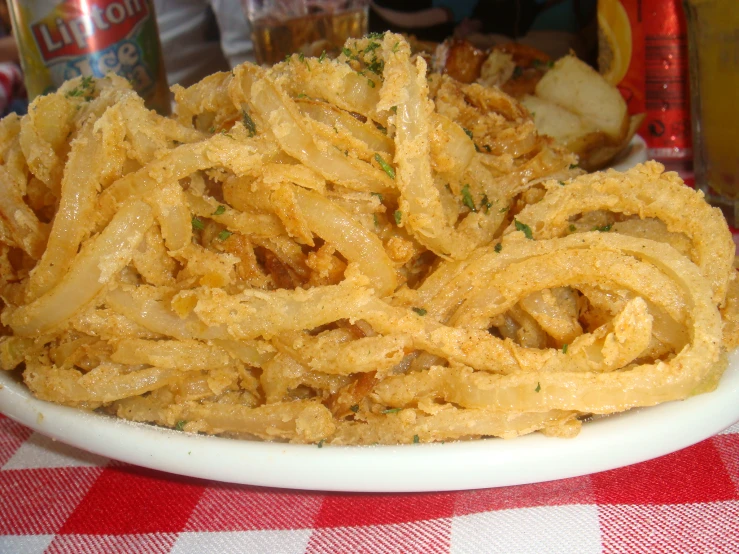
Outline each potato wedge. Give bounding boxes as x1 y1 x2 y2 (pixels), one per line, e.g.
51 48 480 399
535 55 629 143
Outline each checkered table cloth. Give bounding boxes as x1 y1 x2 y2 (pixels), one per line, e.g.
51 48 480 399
1 414 738 554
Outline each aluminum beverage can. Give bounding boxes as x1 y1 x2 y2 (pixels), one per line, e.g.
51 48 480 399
8 0 169 114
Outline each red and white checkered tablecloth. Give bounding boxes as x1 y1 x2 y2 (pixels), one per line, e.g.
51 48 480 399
1 413 738 554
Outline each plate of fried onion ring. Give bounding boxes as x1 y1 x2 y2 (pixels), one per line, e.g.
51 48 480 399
1 34 738 492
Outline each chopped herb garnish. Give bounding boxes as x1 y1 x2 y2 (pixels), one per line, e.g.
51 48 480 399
480 194 492 213
375 122 388 134
394 210 402 225
318 50 327 63
366 78 376 88
364 41 381 54
296 93 307 98
461 184 477 212
413 434 420 444
535 382 541 392
285 54 292 63
375 153 395 179
371 192 384 202
208 126 215 133
213 205 226 215
514 219 534 239
350 404 360 413
220 130 234 138
483 144 492 152
595 224 612 232
217 229 232 241
373 214 379 227
391 105 397 113
494 242 502 253
499 206 509 213
368 31 384 40
383 408 401 414
175 420 187 431
191 217 205 231
367 58 384 75
342 47 352 58
242 110 257 137
562 343 569 354
392 41 400 53
569 164 580 169
412 307 427 316
317 439 325 448
559 181 566 186
569 224 577 232
463 127 474 140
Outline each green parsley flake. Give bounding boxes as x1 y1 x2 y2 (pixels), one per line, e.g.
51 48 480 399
208 126 215 133
375 122 388 134
559 181 566 186
350 404 359 413
213 205 226 215
569 224 577 232
368 32 384 40
494 242 502 253
373 214 379 227
514 219 534 239
480 194 492 213
217 230 232 241
364 42 381 54
535 382 541 393
570 164 580 169
392 41 400 53
595 224 612 232
367 78 376 88
242 110 257 137
391 105 397 113
394 210 402 225
562 343 569 354
462 127 474 140
375 153 395 179
175 420 187 431
383 408 401 414
319 50 327 62
285 54 292 63
296 93 307 98
499 206 509 213
461 184 477 212
191 217 205 231
371 192 384 202
412 307 427 316
317 439 325 448
342 47 352 58
413 434 420 444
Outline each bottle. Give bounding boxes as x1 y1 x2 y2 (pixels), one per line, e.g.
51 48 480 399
7 0 170 114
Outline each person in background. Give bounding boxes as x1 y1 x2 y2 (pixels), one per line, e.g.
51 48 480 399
0 0 24 115
154 0 254 88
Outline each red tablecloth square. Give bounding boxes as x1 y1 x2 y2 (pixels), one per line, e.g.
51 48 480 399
58 463 206 535
313 491 457 528
591 439 738 505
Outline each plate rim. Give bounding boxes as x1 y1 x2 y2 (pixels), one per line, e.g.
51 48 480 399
1 349 738 492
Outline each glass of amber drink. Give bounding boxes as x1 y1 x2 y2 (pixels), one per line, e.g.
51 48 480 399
684 0 739 227
243 0 369 66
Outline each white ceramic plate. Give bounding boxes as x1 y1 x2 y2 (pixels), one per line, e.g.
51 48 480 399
609 134 648 172
1 349 738 492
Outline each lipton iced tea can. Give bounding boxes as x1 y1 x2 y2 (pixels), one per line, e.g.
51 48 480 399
8 0 170 114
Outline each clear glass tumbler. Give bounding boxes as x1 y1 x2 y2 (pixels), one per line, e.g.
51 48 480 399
683 0 739 227
242 0 369 66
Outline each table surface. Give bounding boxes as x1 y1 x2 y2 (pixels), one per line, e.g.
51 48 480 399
0 414 737 553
